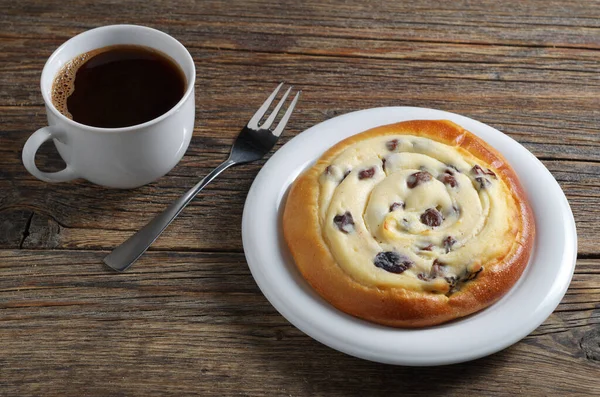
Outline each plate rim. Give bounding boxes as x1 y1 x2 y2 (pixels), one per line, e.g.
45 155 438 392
241 106 577 366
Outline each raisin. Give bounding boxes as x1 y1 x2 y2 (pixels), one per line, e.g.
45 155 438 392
444 276 459 288
421 243 434 251
407 171 432 188
374 251 412 274
325 165 333 175
389 202 405 212
475 176 491 189
358 167 375 180
443 267 484 294
419 259 446 281
472 165 496 178
471 165 485 175
382 158 387 168
443 236 457 253
386 139 399 151
465 267 483 281
440 173 458 188
420 208 443 227
333 212 354 233
431 259 446 277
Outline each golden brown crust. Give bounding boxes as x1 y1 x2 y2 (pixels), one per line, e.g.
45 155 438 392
283 120 535 328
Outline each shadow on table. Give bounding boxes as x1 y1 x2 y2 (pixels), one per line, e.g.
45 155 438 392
257 333 507 396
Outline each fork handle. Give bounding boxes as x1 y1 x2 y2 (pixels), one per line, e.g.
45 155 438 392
103 159 236 272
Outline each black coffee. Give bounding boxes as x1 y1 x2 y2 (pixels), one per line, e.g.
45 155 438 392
52 45 186 128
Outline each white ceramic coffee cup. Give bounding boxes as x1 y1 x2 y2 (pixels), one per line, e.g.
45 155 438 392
22 24 195 189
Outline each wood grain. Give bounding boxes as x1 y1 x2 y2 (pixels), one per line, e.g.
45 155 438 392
1 0 599 395
1 251 599 396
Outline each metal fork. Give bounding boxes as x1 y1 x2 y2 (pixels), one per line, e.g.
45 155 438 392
104 83 300 272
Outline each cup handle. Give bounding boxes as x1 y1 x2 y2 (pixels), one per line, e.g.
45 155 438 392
22 126 79 183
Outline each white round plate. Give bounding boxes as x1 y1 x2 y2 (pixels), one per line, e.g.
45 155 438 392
242 107 577 366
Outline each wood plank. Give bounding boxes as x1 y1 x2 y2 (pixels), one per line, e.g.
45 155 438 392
0 209 32 248
2 44 599 157
1 137 598 254
0 250 598 396
2 0 600 49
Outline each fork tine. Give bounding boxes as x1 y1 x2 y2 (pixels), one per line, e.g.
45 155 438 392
247 82 284 129
260 86 292 130
272 91 301 137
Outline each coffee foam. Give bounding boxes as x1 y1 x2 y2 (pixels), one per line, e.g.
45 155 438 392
51 50 103 119
50 46 176 121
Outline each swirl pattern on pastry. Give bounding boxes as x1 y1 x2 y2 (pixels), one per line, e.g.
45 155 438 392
283 120 535 327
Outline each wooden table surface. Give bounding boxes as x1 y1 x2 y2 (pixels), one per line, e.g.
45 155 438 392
2 1 599 395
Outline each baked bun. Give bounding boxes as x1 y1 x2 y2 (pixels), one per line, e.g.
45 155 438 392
283 120 535 327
